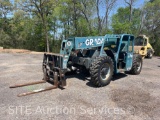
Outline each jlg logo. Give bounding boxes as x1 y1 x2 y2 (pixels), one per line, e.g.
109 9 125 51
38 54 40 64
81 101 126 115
85 38 104 46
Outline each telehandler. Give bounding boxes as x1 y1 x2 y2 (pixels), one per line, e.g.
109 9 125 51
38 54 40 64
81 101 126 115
134 35 154 59
10 34 143 96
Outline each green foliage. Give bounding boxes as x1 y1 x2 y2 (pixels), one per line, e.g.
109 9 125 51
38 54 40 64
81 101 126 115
0 0 159 55
111 7 141 35
143 0 160 55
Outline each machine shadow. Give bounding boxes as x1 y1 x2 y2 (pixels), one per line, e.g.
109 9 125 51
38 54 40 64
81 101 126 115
66 72 128 88
66 72 90 81
112 73 128 81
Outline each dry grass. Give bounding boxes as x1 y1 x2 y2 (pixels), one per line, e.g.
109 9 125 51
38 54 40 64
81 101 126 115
0 49 44 54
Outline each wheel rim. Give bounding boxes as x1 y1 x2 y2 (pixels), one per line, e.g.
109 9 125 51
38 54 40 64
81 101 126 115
100 63 110 81
150 53 153 57
137 61 142 71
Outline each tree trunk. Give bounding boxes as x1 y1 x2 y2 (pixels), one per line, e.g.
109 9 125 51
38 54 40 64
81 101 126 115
139 8 144 34
129 5 133 22
44 20 49 52
64 23 67 39
96 0 102 34
80 1 92 34
83 13 92 34
67 19 70 38
73 1 77 35
45 28 49 52
124 0 134 22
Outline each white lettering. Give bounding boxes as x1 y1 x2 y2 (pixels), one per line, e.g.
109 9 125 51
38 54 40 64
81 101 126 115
8 106 14 114
90 39 94 45
85 38 104 46
80 106 86 114
35 106 43 114
95 38 103 44
85 39 90 46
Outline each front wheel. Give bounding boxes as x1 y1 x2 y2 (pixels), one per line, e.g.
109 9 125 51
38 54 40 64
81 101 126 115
90 56 114 87
146 49 153 59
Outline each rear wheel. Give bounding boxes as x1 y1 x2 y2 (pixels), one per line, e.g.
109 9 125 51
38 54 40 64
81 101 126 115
146 49 153 59
90 56 114 87
129 54 142 75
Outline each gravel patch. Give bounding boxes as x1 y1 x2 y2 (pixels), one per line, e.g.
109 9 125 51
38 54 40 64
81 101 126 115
0 53 160 120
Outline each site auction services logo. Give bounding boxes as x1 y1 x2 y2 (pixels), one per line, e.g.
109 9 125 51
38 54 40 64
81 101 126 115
8 105 135 115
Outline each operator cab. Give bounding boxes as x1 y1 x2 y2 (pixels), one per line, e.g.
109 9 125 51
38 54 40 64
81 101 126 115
135 36 147 46
103 35 134 73
117 36 134 71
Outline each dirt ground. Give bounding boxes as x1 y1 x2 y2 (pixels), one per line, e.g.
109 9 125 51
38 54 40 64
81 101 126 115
0 52 160 120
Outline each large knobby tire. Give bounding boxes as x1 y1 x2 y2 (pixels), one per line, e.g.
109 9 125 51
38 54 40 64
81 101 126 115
129 54 142 75
90 56 114 87
146 49 153 59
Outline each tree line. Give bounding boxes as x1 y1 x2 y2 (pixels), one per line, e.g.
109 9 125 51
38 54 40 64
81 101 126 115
0 0 160 55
